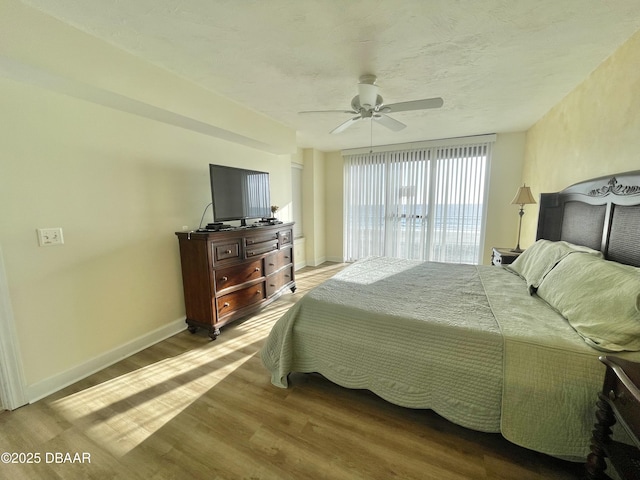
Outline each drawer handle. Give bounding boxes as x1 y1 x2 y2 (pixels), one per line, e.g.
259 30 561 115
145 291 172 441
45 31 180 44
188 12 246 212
223 302 230 308
284 256 290 260
609 389 628 403
255 267 260 272
248 251 254 256
270 283 275 287
224 249 232 254
285 274 290 278
256 290 261 294
269 263 275 266
610 390 629 405
221 276 228 282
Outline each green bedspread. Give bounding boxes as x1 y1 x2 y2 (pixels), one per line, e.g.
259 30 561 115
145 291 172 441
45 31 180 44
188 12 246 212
261 256 640 460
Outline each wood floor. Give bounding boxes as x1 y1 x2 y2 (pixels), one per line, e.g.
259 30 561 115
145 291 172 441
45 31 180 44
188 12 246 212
0 262 587 480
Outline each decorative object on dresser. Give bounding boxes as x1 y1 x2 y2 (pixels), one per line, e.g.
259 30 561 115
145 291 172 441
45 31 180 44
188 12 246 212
491 247 522 266
510 184 537 252
176 222 295 340
586 356 640 480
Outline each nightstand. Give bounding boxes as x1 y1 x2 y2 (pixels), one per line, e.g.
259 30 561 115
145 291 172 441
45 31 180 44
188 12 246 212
585 356 640 480
491 247 522 266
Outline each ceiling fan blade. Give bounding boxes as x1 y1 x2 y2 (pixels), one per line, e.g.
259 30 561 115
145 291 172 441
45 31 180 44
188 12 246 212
374 114 406 131
298 109 357 115
383 97 444 113
330 116 361 134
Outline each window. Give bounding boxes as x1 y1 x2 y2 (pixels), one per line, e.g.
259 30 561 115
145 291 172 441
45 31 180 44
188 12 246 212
343 136 493 264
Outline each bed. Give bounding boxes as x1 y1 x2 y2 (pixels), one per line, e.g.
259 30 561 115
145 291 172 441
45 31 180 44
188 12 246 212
260 171 640 460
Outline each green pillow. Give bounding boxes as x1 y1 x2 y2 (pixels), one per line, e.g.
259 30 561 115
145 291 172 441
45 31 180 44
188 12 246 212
506 240 603 293
537 253 640 352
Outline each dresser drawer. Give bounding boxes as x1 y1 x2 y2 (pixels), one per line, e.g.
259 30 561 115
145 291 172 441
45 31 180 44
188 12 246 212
214 259 264 293
212 240 241 263
246 241 278 258
265 247 293 275
216 282 266 317
266 266 294 297
278 228 293 245
245 232 278 246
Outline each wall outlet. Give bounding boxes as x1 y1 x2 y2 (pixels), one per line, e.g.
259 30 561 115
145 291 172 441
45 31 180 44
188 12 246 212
37 227 64 246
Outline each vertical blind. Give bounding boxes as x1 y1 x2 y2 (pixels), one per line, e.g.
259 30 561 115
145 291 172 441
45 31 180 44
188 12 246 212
343 138 493 264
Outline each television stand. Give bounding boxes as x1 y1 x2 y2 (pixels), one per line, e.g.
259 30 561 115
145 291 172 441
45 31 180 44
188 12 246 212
175 222 296 340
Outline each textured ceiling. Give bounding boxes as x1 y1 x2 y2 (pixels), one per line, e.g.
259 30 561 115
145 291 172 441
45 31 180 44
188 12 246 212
19 0 640 152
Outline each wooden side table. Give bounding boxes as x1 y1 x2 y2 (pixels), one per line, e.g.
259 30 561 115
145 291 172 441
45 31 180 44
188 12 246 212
585 356 640 480
491 247 522 266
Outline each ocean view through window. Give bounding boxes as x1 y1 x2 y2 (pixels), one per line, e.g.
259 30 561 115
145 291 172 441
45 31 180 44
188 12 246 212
343 136 493 264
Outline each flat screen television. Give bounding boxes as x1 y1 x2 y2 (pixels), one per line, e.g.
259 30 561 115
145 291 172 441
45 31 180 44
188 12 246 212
209 164 271 226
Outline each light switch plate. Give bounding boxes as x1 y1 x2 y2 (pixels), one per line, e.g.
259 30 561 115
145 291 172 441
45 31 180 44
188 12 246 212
37 227 64 246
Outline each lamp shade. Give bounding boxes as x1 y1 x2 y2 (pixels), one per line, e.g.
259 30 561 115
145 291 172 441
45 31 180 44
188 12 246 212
511 185 536 205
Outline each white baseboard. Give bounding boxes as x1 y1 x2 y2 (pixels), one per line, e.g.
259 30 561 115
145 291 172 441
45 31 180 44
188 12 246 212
325 256 345 263
26 317 187 403
309 256 327 267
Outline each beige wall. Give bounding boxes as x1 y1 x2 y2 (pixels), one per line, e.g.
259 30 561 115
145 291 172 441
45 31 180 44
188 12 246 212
302 149 326 266
0 0 295 400
483 132 527 264
520 29 640 246
1 0 294 154
324 151 344 262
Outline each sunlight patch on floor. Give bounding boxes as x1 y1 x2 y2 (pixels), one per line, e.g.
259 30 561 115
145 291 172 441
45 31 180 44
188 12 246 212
42 267 328 459
49 322 274 457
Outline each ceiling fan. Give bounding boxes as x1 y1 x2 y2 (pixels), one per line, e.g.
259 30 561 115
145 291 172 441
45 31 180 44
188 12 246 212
299 74 444 134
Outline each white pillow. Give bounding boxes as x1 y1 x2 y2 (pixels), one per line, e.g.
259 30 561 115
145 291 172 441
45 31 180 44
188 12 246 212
537 253 640 352
506 239 603 293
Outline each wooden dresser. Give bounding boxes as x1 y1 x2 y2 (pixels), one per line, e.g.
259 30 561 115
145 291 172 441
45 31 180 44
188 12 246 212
175 222 295 339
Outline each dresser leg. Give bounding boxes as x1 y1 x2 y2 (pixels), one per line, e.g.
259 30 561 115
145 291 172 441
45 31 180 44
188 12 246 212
585 393 615 480
208 327 220 341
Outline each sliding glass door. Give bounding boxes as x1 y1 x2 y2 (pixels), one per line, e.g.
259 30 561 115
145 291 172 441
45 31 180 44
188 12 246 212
343 139 492 264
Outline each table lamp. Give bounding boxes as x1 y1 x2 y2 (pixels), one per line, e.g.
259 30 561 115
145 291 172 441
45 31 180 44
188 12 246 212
511 184 536 253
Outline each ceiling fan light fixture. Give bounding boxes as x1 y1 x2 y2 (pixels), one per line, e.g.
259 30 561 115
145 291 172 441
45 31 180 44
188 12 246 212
357 83 378 109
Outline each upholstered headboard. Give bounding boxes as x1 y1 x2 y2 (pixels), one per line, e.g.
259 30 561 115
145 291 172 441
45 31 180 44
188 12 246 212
536 171 640 267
